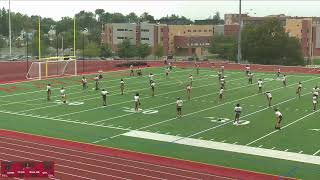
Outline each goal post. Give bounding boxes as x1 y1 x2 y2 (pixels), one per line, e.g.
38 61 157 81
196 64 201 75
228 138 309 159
26 57 77 80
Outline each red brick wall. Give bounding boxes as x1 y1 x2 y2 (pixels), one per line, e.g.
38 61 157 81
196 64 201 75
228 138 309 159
224 25 240 37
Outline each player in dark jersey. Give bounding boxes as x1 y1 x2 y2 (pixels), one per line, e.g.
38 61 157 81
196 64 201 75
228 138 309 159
277 68 281 77
98 71 103 79
137 67 142 76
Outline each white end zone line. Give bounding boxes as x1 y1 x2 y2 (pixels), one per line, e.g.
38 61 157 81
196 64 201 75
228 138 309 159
122 130 320 166
246 110 320 146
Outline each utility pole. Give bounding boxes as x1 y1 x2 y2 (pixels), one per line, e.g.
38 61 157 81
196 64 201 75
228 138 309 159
237 0 242 64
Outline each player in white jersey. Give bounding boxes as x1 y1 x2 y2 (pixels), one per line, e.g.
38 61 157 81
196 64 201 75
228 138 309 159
245 65 250 75
219 87 224 102
150 80 156 96
94 75 100 90
257 79 263 93
46 84 52 101
165 68 170 79
220 77 226 89
148 73 154 85
120 79 125 95
312 86 319 97
220 65 225 74
98 70 103 79
274 108 283 130
296 82 302 98
101 89 109 106
277 68 281 77
248 72 254 84
282 75 287 87
265 91 272 107
313 95 318 111
60 87 67 104
189 75 194 86
195 64 200 75
82 76 88 90
218 71 222 81
176 97 183 118
234 104 242 125
130 65 134 76
186 84 192 100
134 93 141 112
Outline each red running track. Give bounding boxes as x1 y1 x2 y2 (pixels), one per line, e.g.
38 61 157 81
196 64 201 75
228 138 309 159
0 129 296 180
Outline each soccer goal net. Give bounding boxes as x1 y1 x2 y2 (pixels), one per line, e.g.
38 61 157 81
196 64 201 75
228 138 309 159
26 57 77 80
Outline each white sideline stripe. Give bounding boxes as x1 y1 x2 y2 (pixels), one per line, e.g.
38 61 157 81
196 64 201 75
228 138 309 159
0 110 130 131
93 76 320 143
18 73 219 114
1 68 211 106
122 130 320 166
246 110 319 146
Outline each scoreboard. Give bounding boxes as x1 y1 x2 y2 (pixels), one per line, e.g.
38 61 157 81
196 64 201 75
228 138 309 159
0 161 54 178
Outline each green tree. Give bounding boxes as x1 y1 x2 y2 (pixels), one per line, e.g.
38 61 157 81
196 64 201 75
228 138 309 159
241 18 304 65
140 12 155 23
126 12 139 23
117 39 136 58
31 31 50 57
100 43 113 58
209 35 237 61
154 45 164 58
83 42 100 57
137 43 151 59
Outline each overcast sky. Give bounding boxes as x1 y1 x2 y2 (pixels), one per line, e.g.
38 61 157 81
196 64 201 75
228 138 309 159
1 1 320 21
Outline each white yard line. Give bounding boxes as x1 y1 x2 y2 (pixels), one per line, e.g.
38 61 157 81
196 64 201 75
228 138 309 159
313 149 320 156
246 110 319 146
92 76 320 143
121 130 320 166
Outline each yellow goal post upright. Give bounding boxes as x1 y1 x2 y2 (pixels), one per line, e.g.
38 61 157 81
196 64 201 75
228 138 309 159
26 16 77 80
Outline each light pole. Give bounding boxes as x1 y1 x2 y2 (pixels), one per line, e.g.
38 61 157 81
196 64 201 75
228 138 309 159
8 0 12 59
237 0 242 64
81 28 88 73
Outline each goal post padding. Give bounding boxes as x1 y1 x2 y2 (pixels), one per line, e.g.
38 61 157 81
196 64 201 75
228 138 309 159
26 58 77 80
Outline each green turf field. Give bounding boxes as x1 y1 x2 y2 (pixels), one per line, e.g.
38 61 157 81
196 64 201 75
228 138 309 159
0 67 320 179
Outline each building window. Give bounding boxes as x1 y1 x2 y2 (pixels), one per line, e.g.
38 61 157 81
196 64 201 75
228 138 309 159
141 37 149 40
209 30 212 32
117 37 125 39
117 29 125 31
204 30 207 32
198 30 202 32
188 30 191 32
193 30 196 32
141 29 149 32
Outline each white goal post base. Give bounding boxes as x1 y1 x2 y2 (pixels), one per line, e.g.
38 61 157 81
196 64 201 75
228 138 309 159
26 58 77 80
